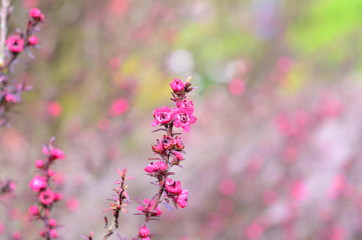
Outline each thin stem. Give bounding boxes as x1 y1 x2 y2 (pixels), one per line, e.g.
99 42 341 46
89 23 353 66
0 0 9 67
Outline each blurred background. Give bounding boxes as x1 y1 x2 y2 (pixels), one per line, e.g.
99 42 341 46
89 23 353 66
1 0 362 239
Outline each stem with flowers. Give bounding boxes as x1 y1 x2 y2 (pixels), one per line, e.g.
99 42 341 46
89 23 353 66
134 77 196 240
28 137 65 240
0 5 44 125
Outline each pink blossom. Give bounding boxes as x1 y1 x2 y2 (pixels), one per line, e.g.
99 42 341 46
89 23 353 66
139 226 150 237
29 8 44 21
49 229 58 238
171 151 184 163
228 78 245 96
5 94 18 103
175 100 194 109
144 163 157 173
160 135 174 149
151 141 163 154
47 102 62 117
173 136 184 150
48 218 57 227
141 238 151 240
176 189 188 208
29 175 47 192
108 98 129 117
28 205 39 216
35 160 44 168
173 107 197 132
66 197 79 211
12 232 21 240
154 161 167 171
245 221 264 240
43 146 65 160
39 189 55 205
54 192 63 201
170 78 185 92
218 178 236 196
152 106 173 127
6 35 24 53
137 198 162 216
28 35 38 46
165 178 182 194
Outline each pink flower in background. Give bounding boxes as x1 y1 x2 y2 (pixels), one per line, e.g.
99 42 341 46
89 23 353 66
245 221 264 240
6 35 24 53
47 102 62 117
42 145 65 160
28 205 39 216
218 178 236 196
290 180 307 203
66 197 79 212
173 107 197 132
39 189 55 205
29 175 47 192
175 100 194 109
170 78 185 92
228 78 245 96
109 98 129 117
152 106 173 126
137 199 162 216
35 160 44 168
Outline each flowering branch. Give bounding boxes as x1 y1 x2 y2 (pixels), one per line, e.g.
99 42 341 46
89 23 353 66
28 137 65 240
0 6 44 125
134 77 196 240
102 169 132 240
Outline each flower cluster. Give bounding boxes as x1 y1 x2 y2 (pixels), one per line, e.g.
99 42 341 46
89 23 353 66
0 7 45 126
135 77 196 239
28 138 64 239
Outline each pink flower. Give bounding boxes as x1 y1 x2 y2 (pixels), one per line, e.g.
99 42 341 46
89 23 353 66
165 178 182 194
176 189 188 208
175 100 194 109
29 175 47 192
43 146 65 160
160 135 174 149
139 226 150 237
29 8 45 21
141 238 151 240
35 160 44 168
47 102 62 117
49 229 58 238
171 151 184 164
108 98 129 117
39 189 55 205
137 199 162 216
152 106 173 127
173 107 197 132
28 205 39 216
48 218 57 227
144 163 157 173
173 136 184 150
151 141 164 154
5 94 18 103
54 192 63 201
154 161 167 171
170 78 185 92
6 35 24 53
28 36 39 46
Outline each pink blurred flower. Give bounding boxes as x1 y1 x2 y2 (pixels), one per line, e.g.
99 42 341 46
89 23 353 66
173 136 185 150
228 78 245 96
39 189 55 205
290 180 307 203
245 222 264 240
173 107 196 132
66 197 79 212
109 98 129 117
6 35 24 53
29 8 44 21
48 218 57 227
29 175 47 192
35 160 44 168
28 205 39 216
28 35 38 46
49 229 58 238
12 232 21 240
139 226 150 237
152 106 173 126
47 102 62 117
218 178 236 196
137 198 162 216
